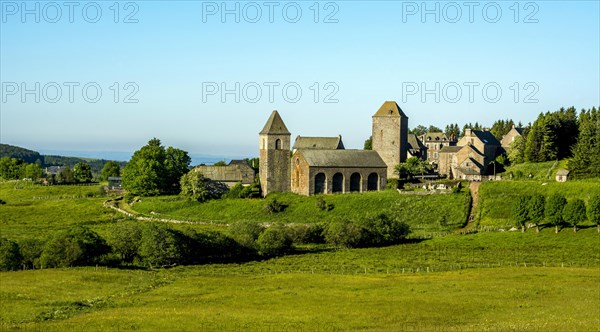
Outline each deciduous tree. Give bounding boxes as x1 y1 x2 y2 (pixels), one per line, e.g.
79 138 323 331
588 194 600 233
563 199 587 233
545 193 567 233
73 163 93 183
101 161 121 180
513 195 531 232
528 194 545 233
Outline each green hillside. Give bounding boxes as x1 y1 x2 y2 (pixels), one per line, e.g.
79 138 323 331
0 143 42 164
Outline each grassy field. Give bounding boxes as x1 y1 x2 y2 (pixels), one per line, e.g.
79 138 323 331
0 182 121 240
499 160 569 181
2 180 599 330
131 190 470 238
477 179 600 228
2 229 599 331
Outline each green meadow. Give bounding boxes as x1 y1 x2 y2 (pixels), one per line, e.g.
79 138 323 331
131 190 470 238
477 179 600 228
1 180 599 330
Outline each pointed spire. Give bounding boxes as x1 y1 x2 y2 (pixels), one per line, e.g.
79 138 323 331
260 110 290 135
373 101 408 118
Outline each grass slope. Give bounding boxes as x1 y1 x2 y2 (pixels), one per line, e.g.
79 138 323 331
499 160 569 181
0 182 119 239
132 191 470 238
2 227 599 331
477 180 600 228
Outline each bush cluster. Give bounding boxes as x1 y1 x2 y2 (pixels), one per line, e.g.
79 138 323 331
323 213 411 248
0 213 413 271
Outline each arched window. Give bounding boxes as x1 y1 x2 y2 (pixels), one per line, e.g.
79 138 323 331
367 173 379 191
275 139 282 150
350 173 361 192
332 173 344 193
314 173 326 194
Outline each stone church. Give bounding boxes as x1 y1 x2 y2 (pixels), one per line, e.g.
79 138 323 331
259 101 410 196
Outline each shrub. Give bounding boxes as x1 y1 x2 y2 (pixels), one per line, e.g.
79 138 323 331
315 197 334 211
180 171 229 202
288 223 326 244
323 220 363 248
361 213 411 247
107 221 143 263
256 225 293 257
39 226 110 268
19 238 44 269
264 198 287 214
223 182 244 199
239 183 261 198
229 221 265 252
0 237 22 271
386 178 400 190
138 223 182 267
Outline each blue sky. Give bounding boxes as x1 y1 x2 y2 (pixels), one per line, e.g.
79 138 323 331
1 0 599 162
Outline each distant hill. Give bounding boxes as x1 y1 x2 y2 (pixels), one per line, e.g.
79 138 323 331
0 144 43 164
0 143 127 174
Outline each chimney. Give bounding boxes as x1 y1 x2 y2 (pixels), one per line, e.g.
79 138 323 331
465 128 472 136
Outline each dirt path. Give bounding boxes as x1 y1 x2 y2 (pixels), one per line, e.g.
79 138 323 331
460 182 481 231
103 198 226 226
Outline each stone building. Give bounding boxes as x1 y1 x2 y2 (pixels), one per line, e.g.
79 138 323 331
259 101 407 196
291 149 387 195
500 124 524 151
259 111 291 196
420 131 456 165
438 129 501 180
372 101 409 178
195 160 255 187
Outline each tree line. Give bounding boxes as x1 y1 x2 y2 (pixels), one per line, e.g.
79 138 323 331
512 193 600 233
0 212 411 271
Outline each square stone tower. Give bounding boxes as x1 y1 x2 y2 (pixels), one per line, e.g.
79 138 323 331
259 110 291 196
372 101 409 178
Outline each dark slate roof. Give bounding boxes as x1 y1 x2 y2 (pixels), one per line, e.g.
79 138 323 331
407 134 425 150
472 130 501 146
373 101 408 118
259 111 290 135
422 131 449 142
293 135 345 150
297 149 387 168
439 146 462 153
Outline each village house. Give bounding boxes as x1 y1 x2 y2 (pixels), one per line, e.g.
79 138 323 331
420 131 456 166
500 124 524 151
438 129 502 180
556 169 570 182
195 160 256 187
